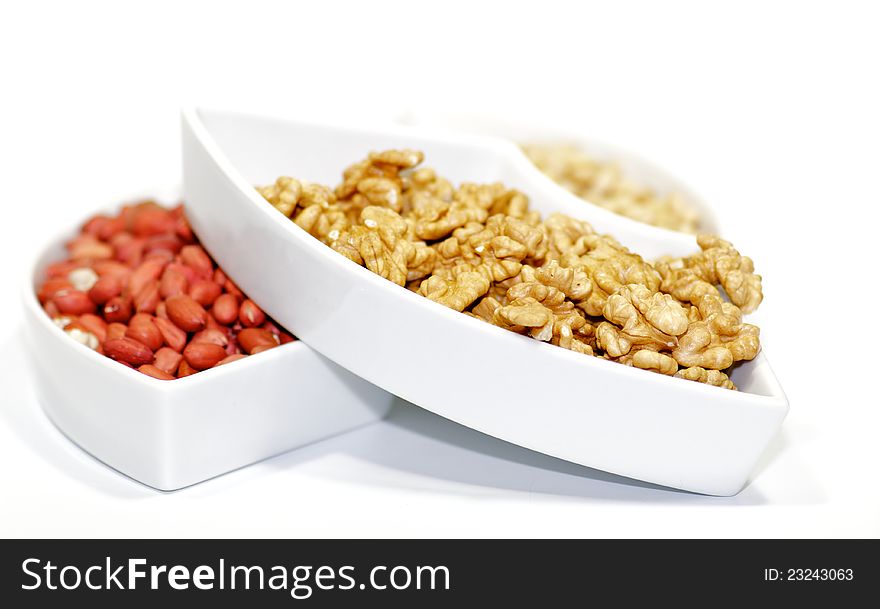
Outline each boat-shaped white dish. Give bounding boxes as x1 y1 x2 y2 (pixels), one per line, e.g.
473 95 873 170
181 108 788 496
22 212 394 491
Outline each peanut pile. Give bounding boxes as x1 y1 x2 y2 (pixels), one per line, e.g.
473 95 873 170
523 143 700 233
37 202 294 380
259 150 762 390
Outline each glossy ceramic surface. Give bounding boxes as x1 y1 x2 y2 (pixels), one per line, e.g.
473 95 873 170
181 109 788 495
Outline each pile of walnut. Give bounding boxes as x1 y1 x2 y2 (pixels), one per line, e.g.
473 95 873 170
258 150 762 390
523 143 700 233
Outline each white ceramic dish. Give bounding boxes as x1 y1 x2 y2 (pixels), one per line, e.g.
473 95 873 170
181 108 789 496
398 110 720 234
22 216 394 491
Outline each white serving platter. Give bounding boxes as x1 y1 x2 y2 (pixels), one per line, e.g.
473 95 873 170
22 218 394 491
181 108 788 496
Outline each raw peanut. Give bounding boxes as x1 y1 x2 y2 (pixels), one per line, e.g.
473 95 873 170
106 322 128 341
177 359 197 377
66 234 93 251
237 327 279 354
88 275 123 304
250 343 278 355
143 250 174 265
52 290 95 315
67 267 99 292
132 206 175 237
112 234 146 267
155 301 168 320
128 257 167 297
261 319 284 337
137 364 175 381
239 299 265 327
103 337 154 367
211 294 239 325
54 315 74 330
109 231 133 249
82 215 111 237
153 347 183 375
145 233 183 256
183 342 226 370
153 317 187 352
64 323 100 349
223 278 244 299
77 313 108 343
69 237 113 261
39 277 73 303
91 259 130 279
126 201 160 220
166 261 197 284
213 267 227 286
159 266 187 299
180 245 213 279
51 315 73 328
189 279 221 306
205 312 223 331
169 204 184 219
103 296 133 324
133 280 160 313
43 301 60 317
174 214 195 243
165 295 207 332
120 204 138 230
97 216 125 241
60 319 85 332
126 314 163 352
259 320 294 344
215 353 247 367
191 328 228 347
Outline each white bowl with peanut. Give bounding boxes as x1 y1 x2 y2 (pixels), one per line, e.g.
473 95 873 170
22 202 393 491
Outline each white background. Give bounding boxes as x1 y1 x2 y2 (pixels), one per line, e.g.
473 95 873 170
1 0 877 537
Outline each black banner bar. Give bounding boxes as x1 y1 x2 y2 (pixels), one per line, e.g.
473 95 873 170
0 540 876 606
